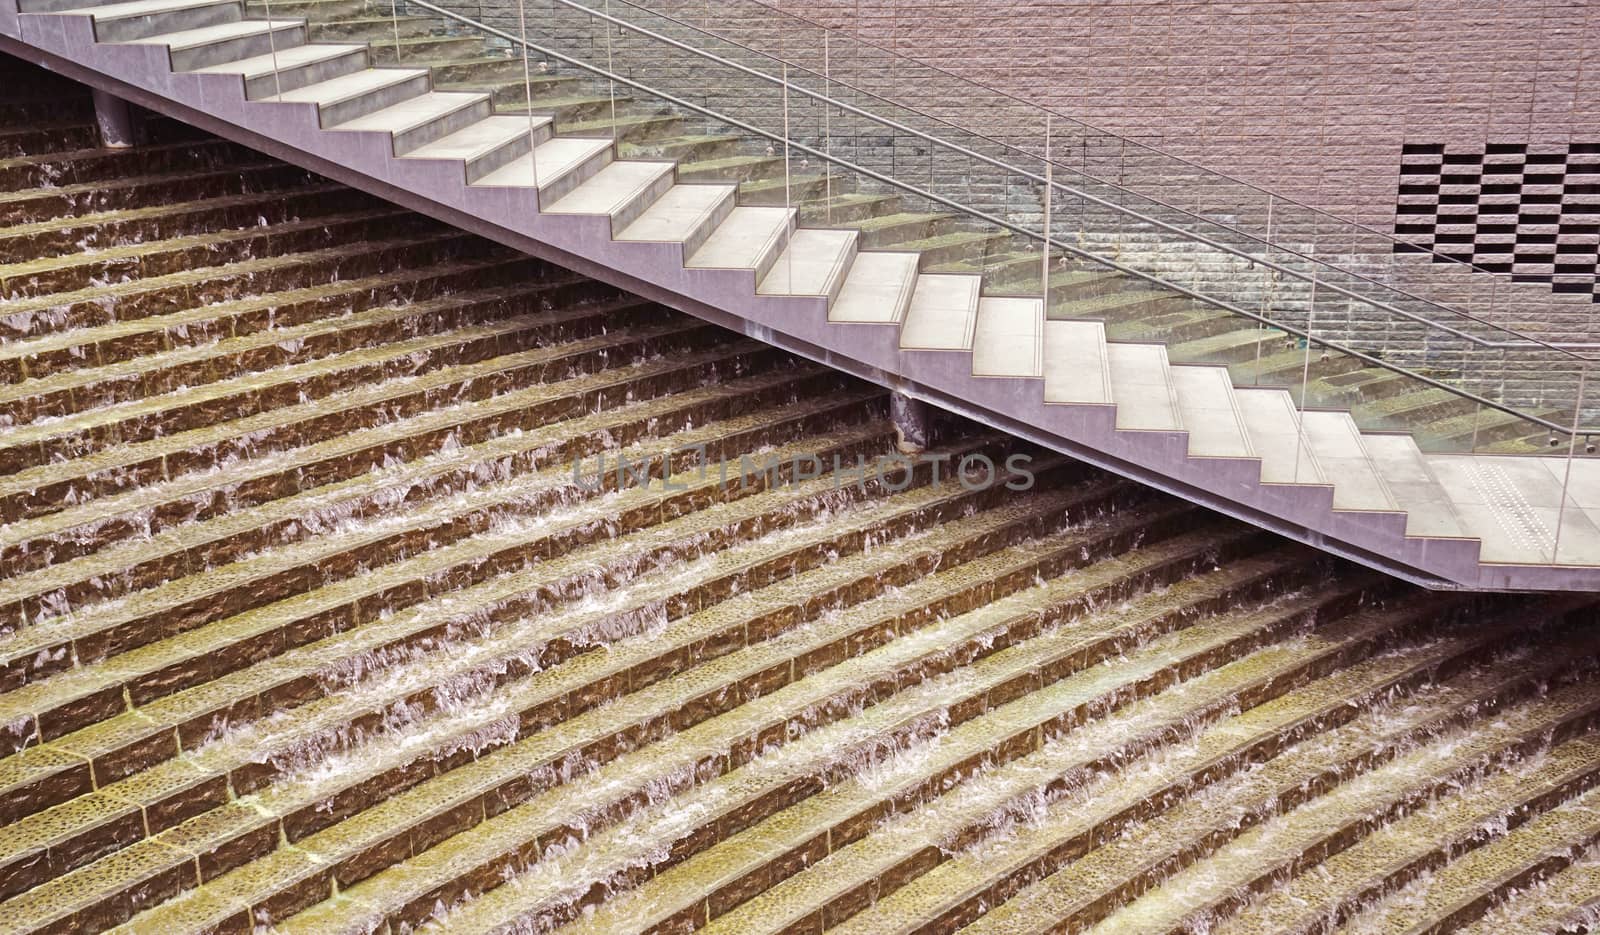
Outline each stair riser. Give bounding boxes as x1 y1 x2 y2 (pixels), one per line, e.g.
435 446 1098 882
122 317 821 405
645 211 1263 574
913 235 1017 271
0 256 541 385
1 279 612 429
563 112 686 146
242 0 370 17
0 162 317 230
859 217 959 251
678 187 738 262
0 123 100 159
0 209 438 303
461 126 540 184
3 366 852 640
0 229 482 342
90 0 243 43
752 217 797 286
367 521 1283 935
677 157 785 187
0 138 259 192
626 134 742 164
0 385 884 903
307 16 437 41
316 71 432 127
801 195 902 226
390 96 492 155
0 97 94 126
739 173 848 208
168 22 310 71
0 320 730 531
241 45 371 98
367 35 490 65
535 144 614 209
608 166 678 237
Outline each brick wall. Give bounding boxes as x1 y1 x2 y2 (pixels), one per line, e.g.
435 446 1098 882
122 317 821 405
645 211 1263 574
742 0 1600 230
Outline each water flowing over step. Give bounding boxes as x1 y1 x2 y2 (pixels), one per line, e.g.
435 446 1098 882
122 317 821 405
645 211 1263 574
0 0 1590 590
1 54 1600 935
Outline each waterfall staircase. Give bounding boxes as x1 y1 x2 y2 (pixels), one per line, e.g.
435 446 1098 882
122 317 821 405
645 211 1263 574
3 51 1600 935
0 0 1596 590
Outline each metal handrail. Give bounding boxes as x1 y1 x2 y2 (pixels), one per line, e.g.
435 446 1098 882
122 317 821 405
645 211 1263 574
403 0 1596 438
615 0 1548 298
599 0 1600 357
492 0 1597 366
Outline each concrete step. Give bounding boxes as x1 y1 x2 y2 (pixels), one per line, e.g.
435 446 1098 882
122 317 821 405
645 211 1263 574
328 88 492 155
1171 365 1254 459
129 17 309 72
898 274 981 351
972 296 1043 378
1234 387 1326 485
1043 320 1113 405
686 205 794 283
1300 410 1400 512
399 113 548 182
67 0 243 43
544 159 676 236
757 227 858 301
266 66 431 128
471 136 614 206
614 181 736 261
829 251 919 325
1107 342 1182 431
187 40 368 98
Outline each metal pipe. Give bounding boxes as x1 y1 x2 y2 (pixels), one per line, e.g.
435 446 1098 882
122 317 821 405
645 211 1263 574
399 0 1597 438
598 0 1584 348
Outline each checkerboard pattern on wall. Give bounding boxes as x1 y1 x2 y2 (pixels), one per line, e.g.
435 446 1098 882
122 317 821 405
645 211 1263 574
1396 143 1600 303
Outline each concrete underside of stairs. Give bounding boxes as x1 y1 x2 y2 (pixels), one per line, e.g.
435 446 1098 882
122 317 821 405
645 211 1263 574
0 11 1592 592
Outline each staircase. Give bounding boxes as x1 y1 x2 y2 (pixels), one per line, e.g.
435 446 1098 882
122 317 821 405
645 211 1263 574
0 1 1595 588
6 50 1600 935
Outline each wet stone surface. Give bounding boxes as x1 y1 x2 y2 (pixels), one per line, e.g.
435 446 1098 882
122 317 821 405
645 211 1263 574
0 46 1597 935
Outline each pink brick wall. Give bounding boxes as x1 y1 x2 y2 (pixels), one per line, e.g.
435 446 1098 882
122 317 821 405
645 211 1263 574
747 0 1600 231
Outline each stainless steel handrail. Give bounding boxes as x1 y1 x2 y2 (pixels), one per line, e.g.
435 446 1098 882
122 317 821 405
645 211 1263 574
492 0 1598 366
592 0 1600 358
613 0 1545 297
403 0 1596 437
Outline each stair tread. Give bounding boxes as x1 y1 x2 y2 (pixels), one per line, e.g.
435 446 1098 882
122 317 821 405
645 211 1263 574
401 113 547 160
830 251 919 324
972 296 1043 377
1234 387 1326 485
122 15 301 47
265 66 427 104
470 136 612 189
1043 320 1112 405
615 181 732 243
328 88 484 132
757 227 856 297
1421 453 1600 565
1300 410 1400 512
545 159 673 216
686 205 792 270
899 274 981 350
63 0 229 19
1107 343 1181 431
1170 365 1253 458
188 40 363 76
1363 433 1472 539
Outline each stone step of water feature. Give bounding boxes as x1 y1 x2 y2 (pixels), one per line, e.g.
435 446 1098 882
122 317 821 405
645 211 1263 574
1 54 1600 935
